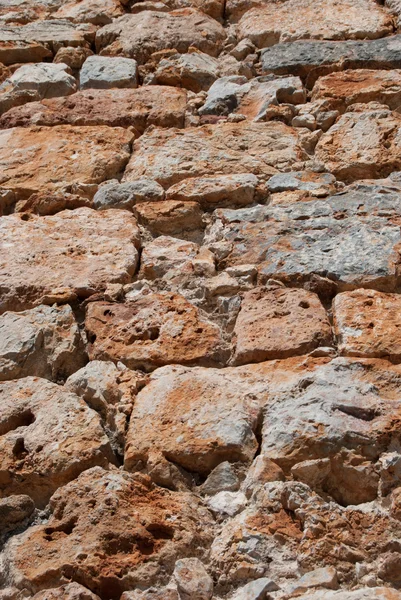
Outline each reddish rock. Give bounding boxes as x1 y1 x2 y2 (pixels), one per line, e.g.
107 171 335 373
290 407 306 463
2 467 214 597
315 108 401 181
233 286 332 365
333 289 401 360
134 200 203 237
312 69 401 112
85 293 228 371
237 0 394 49
123 122 307 188
54 0 124 25
0 378 114 507
32 583 101 600
0 87 187 131
166 173 258 209
0 125 133 200
96 9 226 64
0 208 140 313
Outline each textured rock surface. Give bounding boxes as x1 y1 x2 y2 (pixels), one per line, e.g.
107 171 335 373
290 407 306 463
0 126 133 199
0 304 86 382
0 209 140 312
124 122 307 188
4 0 401 598
0 87 187 130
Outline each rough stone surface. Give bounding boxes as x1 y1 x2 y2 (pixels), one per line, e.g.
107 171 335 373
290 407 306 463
238 0 393 49
154 50 220 92
233 286 332 364
0 304 86 382
0 126 133 199
166 173 258 208
0 208 140 313
96 9 226 64
85 292 228 371
1 467 214 596
261 35 401 87
0 87 186 131
31 583 102 600
173 558 213 600
1 62 76 101
333 289 401 360
0 378 114 506
80 55 138 89
123 122 307 188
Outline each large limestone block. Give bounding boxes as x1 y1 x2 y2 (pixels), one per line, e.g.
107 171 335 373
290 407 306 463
123 122 307 188
261 35 401 87
315 108 401 181
205 184 401 292
85 293 228 370
124 363 262 475
0 20 94 65
96 9 226 64
237 0 393 49
2 467 214 596
0 378 114 506
1 62 77 100
31 584 101 600
0 304 86 382
0 208 140 313
79 55 138 89
154 51 220 92
333 289 401 360
0 87 186 131
130 0 224 20
311 69 401 112
54 0 124 25
166 173 258 208
0 125 133 198
233 286 332 365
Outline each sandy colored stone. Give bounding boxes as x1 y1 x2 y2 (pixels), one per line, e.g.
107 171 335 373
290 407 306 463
333 289 401 360
66 360 146 456
173 558 213 600
0 495 35 540
1 62 77 100
233 287 332 365
54 46 94 70
0 304 86 383
166 173 258 208
0 378 114 506
124 363 262 475
206 184 401 292
238 0 393 49
312 69 401 112
54 0 124 25
315 108 401 181
296 589 401 600
139 236 199 280
130 0 224 19
96 9 226 64
0 208 140 313
31 584 101 600
123 122 307 188
135 200 203 237
0 87 186 131
261 35 401 88
85 292 227 371
0 125 133 199
154 50 220 92
2 467 214 596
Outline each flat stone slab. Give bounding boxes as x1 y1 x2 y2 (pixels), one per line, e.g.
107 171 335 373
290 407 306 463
205 183 401 292
261 35 401 87
0 87 187 131
311 69 401 112
315 108 401 181
123 121 307 188
79 55 138 89
0 62 77 100
232 286 332 365
333 289 401 360
0 208 140 313
238 0 393 49
0 125 133 198
96 9 226 64
85 292 228 371
0 378 114 506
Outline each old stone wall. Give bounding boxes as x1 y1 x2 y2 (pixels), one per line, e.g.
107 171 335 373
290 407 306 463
1 1 401 599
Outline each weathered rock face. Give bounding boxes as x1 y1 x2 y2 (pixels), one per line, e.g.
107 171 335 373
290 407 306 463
2 467 214 597
0 208 140 312
0 126 133 199
96 10 226 64
123 122 307 188
232 286 332 364
85 292 228 370
237 0 393 49
4 0 401 598
0 378 114 507
0 87 187 130
0 304 86 382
